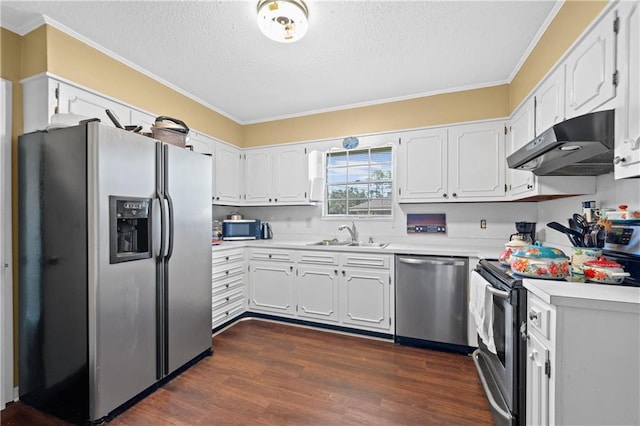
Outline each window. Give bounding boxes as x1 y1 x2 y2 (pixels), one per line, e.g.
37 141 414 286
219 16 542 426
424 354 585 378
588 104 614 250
325 146 393 216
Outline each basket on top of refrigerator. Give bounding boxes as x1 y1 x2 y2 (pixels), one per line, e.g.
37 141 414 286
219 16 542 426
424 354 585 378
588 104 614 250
151 116 189 147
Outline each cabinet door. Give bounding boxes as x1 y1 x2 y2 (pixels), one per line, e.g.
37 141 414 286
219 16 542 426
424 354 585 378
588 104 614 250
58 82 131 127
508 99 537 197
448 121 505 200
397 128 448 201
526 332 550 426
249 262 296 317
535 65 566 134
297 266 339 323
244 149 272 204
272 146 308 204
187 131 215 155
339 269 390 331
565 13 617 118
615 2 640 179
214 143 243 204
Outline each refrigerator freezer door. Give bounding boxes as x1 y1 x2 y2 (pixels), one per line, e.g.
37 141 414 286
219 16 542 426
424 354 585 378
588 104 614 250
163 144 213 374
87 123 158 420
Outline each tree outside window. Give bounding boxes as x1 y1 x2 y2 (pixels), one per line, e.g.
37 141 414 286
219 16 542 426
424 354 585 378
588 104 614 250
326 146 392 216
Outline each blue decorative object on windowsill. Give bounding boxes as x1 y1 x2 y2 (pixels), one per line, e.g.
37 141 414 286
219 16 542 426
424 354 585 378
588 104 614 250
342 136 359 149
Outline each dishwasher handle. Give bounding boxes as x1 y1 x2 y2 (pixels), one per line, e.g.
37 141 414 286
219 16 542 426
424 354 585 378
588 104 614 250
398 257 466 267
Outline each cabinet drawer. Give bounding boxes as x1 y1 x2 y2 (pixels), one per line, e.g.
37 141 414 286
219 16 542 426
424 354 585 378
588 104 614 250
340 253 390 269
212 299 245 324
527 294 552 340
298 251 339 265
249 248 294 262
213 263 245 281
212 275 244 296
212 286 245 311
212 248 245 266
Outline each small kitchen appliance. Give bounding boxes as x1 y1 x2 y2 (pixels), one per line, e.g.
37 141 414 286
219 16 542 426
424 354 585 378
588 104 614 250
222 218 261 240
261 222 273 239
511 221 536 244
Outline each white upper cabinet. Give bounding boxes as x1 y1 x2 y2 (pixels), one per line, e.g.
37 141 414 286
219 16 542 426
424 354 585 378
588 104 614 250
244 145 309 205
214 142 244 205
615 2 640 179
57 81 132 128
186 131 215 155
565 11 618 119
244 149 272 204
397 122 505 202
396 128 448 201
507 99 536 197
272 146 309 204
535 65 566 135
448 120 506 200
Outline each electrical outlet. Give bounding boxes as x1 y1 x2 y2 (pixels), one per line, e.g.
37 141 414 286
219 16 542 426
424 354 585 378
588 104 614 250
480 219 487 229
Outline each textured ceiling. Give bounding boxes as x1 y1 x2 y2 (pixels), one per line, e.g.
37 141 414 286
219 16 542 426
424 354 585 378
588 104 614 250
1 1 560 124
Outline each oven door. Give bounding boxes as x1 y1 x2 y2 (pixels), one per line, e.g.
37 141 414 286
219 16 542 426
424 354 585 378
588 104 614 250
472 275 517 426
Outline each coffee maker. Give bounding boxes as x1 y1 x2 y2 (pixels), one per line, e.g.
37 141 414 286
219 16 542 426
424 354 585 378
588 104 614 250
511 221 536 244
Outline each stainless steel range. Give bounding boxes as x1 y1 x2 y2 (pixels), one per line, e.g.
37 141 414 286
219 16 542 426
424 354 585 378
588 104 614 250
472 220 640 426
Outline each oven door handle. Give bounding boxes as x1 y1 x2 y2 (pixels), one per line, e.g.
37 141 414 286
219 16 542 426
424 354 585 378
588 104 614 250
486 285 510 299
472 349 514 423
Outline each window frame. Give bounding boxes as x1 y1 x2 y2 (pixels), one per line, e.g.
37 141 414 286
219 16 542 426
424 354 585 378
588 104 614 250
323 144 394 218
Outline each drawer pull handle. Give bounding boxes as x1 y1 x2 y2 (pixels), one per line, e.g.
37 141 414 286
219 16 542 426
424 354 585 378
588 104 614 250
225 256 229 261
225 270 229 275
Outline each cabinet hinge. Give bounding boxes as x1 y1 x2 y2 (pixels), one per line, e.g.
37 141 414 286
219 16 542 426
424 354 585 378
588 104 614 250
54 87 59 100
304 191 307 198
545 360 551 378
398 137 401 146
388 276 391 285
389 317 391 326
613 70 619 87
304 147 307 154
504 126 508 136
398 188 402 196
614 15 619 34
504 184 508 193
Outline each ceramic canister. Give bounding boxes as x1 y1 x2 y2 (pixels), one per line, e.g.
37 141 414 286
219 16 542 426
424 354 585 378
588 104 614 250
570 247 603 275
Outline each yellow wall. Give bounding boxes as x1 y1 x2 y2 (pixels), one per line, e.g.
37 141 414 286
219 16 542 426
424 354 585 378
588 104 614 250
244 85 510 146
45 26 243 146
510 0 608 111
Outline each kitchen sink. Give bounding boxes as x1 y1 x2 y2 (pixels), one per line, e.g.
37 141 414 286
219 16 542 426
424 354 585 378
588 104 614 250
306 240 389 248
347 242 389 248
306 240 352 246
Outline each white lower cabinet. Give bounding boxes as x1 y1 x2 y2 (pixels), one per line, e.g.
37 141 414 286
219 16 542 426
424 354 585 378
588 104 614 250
339 267 391 332
211 248 246 329
525 288 640 426
248 249 394 334
249 260 296 317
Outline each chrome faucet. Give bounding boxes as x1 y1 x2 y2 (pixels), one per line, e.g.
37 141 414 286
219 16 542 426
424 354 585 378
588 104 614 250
338 221 358 243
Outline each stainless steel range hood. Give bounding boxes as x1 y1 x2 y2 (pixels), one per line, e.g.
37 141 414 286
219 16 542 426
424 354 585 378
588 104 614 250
507 109 614 176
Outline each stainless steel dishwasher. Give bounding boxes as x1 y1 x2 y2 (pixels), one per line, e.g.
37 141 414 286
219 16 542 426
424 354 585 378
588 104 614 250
395 255 469 352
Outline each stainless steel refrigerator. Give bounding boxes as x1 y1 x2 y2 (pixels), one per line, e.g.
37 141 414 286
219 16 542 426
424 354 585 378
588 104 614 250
18 121 212 423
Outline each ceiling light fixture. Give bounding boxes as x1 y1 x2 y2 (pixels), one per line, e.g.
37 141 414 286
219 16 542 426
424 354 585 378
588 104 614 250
257 0 309 43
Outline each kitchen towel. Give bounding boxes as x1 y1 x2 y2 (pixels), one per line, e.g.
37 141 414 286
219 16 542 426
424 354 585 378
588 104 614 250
469 271 497 354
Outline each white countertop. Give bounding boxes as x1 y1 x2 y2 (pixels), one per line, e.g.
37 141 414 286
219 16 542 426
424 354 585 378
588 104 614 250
524 279 640 313
211 238 502 259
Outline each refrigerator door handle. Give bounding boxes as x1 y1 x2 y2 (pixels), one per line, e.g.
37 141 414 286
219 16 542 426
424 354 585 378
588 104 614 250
156 142 166 259
165 191 175 260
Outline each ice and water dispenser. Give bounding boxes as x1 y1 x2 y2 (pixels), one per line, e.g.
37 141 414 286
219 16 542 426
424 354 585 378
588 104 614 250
109 196 152 264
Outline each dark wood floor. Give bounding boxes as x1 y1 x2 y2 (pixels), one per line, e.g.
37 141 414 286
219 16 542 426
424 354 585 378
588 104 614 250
1 320 493 425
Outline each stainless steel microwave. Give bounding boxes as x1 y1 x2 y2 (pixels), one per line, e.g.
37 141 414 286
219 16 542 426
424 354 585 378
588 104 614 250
222 219 261 240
